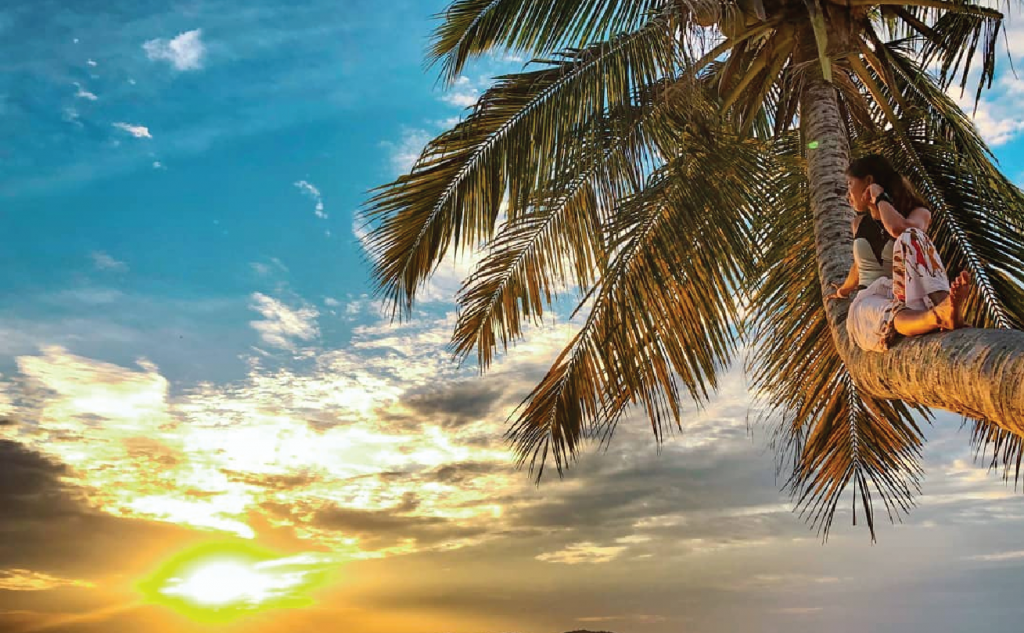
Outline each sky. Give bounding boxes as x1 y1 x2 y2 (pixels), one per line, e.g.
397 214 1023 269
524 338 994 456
2 2 1024 633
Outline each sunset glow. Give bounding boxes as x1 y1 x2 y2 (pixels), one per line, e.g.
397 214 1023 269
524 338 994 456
140 544 331 622
2 1 1024 633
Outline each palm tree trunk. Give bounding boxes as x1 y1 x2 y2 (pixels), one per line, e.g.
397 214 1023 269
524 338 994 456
800 62 1024 430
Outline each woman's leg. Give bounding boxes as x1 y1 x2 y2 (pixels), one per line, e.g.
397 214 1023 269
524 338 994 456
893 306 940 336
893 270 971 335
893 227 951 310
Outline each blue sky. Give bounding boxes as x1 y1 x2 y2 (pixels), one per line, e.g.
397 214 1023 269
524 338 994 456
0 0 515 384
2 2 1024 633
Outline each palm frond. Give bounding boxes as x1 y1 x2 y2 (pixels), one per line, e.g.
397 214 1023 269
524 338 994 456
452 70 752 367
878 0 1004 107
365 17 676 317
967 417 1024 487
720 24 797 132
792 383 926 541
508 114 764 480
430 0 667 84
452 107 647 367
802 0 832 82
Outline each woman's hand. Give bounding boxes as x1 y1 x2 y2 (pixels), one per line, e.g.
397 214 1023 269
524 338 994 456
825 282 854 302
861 184 884 208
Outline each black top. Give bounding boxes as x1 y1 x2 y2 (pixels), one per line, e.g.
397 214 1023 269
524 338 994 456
854 211 890 265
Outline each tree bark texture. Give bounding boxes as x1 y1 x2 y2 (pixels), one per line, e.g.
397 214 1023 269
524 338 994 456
799 56 1024 430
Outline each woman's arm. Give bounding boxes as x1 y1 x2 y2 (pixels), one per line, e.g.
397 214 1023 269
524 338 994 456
877 200 932 237
905 206 931 231
866 185 929 237
827 260 860 301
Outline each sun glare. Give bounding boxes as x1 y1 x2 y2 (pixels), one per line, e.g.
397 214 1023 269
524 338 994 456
139 543 332 622
161 559 279 607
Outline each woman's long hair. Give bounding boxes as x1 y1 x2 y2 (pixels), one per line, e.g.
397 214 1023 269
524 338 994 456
846 154 927 217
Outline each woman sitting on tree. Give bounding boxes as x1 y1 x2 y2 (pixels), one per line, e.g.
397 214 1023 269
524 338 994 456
826 154 972 352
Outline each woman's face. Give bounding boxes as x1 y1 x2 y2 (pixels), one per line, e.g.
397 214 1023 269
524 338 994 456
846 174 873 213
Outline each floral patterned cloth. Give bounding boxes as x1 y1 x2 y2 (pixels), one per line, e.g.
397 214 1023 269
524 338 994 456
892 227 951 310
847 228 950 352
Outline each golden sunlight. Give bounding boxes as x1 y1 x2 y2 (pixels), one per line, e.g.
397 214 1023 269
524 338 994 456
161 559 281 607
139 543 333 623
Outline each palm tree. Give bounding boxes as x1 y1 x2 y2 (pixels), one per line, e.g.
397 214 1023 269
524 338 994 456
364 0 1024 538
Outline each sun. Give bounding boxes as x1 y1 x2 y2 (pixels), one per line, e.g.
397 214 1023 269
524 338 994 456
138 542 332 622
161 559 283 607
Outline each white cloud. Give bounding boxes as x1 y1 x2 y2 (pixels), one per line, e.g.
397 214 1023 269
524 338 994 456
2 271 1019 586
72 82 97 101
577 615 667 624
963 101 1024 146
294 180 327 219
86 58 97 67
438 115 462 128
442 75 480 108
535 541 627 565
0 569 95 592
112 122 152 139
250 259 287 276
966 550 1024 562
62 107 81 126
152 161 164 169
91 251 128 272
295 180 320 197
381 127 431 175
324 297 341 307
946 57 1024 147
143 29 206 71
248 293 319 351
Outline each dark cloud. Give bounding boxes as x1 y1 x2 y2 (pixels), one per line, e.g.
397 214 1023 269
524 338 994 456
401 380 507 429
427 461 508 485
0 439 76 520
303 492 487 549
506 437 786 536
0 440 199 581
313 506 440 536
394 490 420 513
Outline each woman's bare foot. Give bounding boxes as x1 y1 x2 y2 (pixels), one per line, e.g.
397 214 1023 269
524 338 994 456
933 271 971 330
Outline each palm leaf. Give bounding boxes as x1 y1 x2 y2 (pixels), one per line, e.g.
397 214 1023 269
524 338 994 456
967 417 1024 486
874 0 1004 106
452 107 646 367
802 0 832 83
452 71 750 367
365 17 677 317
508 111 764 479
430 0 666 84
